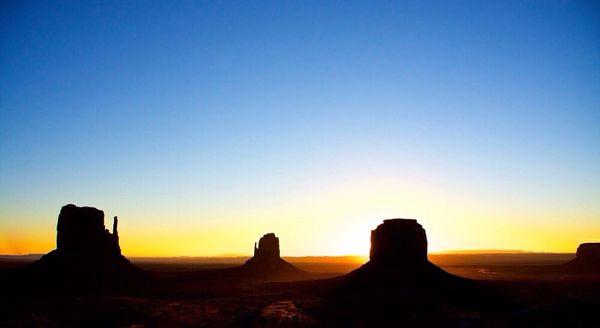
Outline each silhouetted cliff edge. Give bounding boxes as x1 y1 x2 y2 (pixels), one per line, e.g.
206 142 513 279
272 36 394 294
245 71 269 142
564 243 600 273
2 204 146 296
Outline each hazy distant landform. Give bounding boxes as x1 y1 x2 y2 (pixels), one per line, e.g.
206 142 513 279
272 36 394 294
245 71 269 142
1 204 598 326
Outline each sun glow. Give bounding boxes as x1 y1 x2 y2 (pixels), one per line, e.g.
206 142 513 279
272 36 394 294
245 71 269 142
1 174 599 257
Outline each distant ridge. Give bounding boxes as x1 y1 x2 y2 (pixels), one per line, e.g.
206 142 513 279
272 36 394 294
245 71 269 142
0 254 45 260
433 249 532 254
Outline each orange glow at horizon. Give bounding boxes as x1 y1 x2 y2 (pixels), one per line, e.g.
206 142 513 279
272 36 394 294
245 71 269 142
1 177 598 257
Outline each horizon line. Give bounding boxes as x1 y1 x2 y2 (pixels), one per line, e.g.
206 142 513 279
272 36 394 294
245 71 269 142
0 249 577 259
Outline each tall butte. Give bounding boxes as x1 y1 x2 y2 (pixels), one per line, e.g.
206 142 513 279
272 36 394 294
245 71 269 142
345 218 459 285
8 204 146 294
240 233 308 281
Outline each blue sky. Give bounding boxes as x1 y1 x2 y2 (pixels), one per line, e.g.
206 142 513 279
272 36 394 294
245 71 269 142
1 1 599 255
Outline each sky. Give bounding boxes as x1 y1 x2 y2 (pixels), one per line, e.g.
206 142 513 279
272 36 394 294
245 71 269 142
1 1 599 257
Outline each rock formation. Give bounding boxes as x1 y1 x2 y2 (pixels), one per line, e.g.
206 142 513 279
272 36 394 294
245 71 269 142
254 233 280 258
370 218 428 265
344 218 459 285
56 204 121 256
241 233 308 281
321 219 490 327
6 204 146 295
564 243 600 273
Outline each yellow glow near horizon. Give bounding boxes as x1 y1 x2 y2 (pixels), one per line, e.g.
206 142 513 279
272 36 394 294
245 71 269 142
1 177 599 257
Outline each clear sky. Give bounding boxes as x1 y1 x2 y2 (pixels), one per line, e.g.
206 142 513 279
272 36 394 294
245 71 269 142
1 1 599 256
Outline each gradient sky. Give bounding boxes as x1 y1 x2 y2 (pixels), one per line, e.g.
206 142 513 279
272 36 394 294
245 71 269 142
1 1 599 256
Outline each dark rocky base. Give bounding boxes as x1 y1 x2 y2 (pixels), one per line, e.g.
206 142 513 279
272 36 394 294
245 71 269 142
240 256 310 282
2 272 598 327
3 250 147 296
342 259 464 287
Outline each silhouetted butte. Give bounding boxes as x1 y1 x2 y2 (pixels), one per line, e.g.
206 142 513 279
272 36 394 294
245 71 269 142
564 243 600 273
4 204 146 295
343 218 462 286
240 233 309 281
307 219 497 327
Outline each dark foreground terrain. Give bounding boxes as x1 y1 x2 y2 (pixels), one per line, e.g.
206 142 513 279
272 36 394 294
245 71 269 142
1 253 599 327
